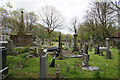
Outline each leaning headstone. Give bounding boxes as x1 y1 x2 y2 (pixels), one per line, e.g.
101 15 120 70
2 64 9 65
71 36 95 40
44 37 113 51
49 56 55 67
7 40 15 54
40 50 48 78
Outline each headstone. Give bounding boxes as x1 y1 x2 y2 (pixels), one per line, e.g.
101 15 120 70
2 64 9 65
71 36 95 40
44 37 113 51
89 36 93 51
49 56 55 67
73 29 79 52
58 32 63 59
56 64 60 78
84 54 89 67
70 37 73 48
34 47 38 56
7 40 15 54
84 42 88 54
0 47 9 80
95 45 100 54
106 50 111 59
40 50 48 78
79 40 83 55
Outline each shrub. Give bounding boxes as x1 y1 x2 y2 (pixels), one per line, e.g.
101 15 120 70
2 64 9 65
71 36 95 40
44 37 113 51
21 53 28 58
73 51 79 54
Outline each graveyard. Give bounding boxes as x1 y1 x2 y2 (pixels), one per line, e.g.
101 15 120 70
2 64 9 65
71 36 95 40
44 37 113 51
6 44 118 78
0 0 120 79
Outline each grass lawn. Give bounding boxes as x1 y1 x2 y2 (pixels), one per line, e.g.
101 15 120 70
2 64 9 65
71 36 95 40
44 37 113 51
7 47 119 78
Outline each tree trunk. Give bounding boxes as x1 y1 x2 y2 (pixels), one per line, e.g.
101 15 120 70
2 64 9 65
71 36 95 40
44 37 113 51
48 32 51 46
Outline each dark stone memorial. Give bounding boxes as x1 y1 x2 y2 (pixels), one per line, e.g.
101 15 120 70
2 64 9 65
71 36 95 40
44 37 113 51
0 47 9 80
49 56 56 67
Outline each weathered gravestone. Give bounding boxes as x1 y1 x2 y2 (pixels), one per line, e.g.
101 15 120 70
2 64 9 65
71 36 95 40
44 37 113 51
82 54 89 67
40 49 48 78
34 47 38 56
7 40 15 54
99 38 111 59
0 47 9 80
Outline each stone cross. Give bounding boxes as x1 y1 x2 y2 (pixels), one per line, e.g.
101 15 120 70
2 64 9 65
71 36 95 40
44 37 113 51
40 50 48 78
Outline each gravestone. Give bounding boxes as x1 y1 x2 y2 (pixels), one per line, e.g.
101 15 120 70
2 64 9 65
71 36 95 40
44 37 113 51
84 42 88 54
34 47 38 56
89 36 93 51
56 64 60 78
40 50 48 78
0 47 9 80
100 42 104 56
58 32 63 59
7 40 15 54
93 38 96 48
106 50 111 59
106 38 111 59
73 29 79 52
70 37 74 48
68 37 71 47
49 56 55 67
79 40 83 55
95 45 100 54
82 54 89 67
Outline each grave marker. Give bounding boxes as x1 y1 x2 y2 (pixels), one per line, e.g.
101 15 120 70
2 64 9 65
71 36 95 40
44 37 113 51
89 36 93 51
0 47 9 80
7 40 15 54
73 29 79 52
40 50 48 78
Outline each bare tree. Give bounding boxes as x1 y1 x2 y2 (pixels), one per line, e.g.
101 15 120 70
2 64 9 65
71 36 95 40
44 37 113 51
91 2 117 40
40 5 63 45
69 16 79 34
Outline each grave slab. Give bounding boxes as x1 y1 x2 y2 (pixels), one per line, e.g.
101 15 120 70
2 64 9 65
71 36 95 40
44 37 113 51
82 66 99 71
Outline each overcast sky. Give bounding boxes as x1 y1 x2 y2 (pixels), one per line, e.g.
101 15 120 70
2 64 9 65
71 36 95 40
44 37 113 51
0 0 117 34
